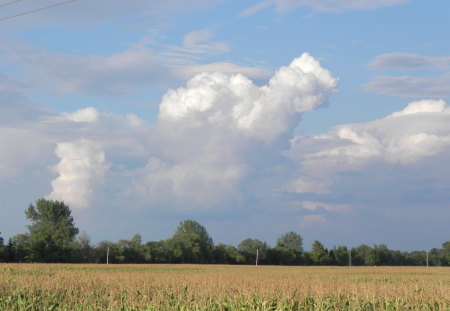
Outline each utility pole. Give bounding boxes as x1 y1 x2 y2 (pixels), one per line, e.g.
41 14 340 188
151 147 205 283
256 248 259 266
426 251 429 267
348 249 352 267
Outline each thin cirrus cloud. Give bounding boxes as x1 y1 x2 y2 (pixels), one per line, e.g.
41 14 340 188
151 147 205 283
366 74 450 98
240 0 408 16
366 53 450 97
0 0 223 27
3 30 268 96
369 53 450 70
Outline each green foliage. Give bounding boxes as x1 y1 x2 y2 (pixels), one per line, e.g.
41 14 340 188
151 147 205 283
237 238 268 264
0 232 4 262
118 234 150 263
6 200 450 265
167 220 214 263
310 240 332 265
330 246 349 266
25 199 79 262
276 231 303 252
213 243 245 264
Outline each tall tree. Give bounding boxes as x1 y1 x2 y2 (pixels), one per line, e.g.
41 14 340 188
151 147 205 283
25 199 79 262
168 220 214 263
276 232 303 252
310 240 331 265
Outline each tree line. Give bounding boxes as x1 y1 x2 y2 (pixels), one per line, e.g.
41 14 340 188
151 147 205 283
1 199 449 266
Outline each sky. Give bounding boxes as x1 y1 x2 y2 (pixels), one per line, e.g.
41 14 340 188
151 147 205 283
0 0 449 251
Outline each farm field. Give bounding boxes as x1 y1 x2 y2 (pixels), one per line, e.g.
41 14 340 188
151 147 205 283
0 264 449 311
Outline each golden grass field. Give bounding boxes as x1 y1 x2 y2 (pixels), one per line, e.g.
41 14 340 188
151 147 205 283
0 264 449 310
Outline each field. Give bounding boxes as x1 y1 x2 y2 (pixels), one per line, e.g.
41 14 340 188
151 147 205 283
0 264 449 310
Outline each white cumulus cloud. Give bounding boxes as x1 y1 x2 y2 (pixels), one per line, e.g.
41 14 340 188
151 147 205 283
47 139 108 210
61 107 99 123
159 53 337 143
286 99 450 194
130 53 337 208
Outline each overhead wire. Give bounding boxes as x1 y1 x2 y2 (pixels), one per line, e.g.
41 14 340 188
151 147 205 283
0 0 80 22
0 0 27 8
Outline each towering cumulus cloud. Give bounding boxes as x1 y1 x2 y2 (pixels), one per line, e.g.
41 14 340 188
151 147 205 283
47 139 107 210
133 53 337 208
159 53 337 142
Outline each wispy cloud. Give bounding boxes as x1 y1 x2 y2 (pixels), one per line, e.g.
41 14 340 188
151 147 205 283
369 53 450 70
300 214 327 227
3 30 268 96
240 0 409 16
366 74 450 97
367 53 450 97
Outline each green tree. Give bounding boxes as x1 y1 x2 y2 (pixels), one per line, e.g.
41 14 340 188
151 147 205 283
331 246 349 266
213 243 245 264
25 199 79 262
271 231 304 265
10 234 30 262
310 240 331 265
119 234 150 263
94 241 124 264
146 241 170 263
441 241 450 266
76 231 93 263
0 232 4 262
276 232 303 252
237 238 268 265
167 220 214 263
353 244 377 266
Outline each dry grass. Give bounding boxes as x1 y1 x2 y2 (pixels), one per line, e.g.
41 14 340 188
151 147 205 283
0 264 449 310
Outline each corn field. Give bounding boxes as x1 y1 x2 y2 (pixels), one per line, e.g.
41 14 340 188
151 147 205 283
0 264 449 310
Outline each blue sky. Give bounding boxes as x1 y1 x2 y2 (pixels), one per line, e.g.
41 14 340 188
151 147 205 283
1 0 449 251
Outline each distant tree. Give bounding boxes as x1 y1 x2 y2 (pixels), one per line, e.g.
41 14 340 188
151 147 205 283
25 199 79 262
167 220 214 263
10 234 30 262
268 246 298 265
407 251 427 266
310 240 331 265
331 246 349 266
119 234 150 263
213 243 245 264
237 238 268 265
146 241 170 263
373 244 392 265
77 231 93 263
5 238 15 262
0 232 4 262
271 232 304 265
276 232 303 252
352 244 377 266
441 241 450 266
94 241 124 264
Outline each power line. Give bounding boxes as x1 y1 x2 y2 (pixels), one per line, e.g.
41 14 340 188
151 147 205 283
0 0 27 8
0 0 80 22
